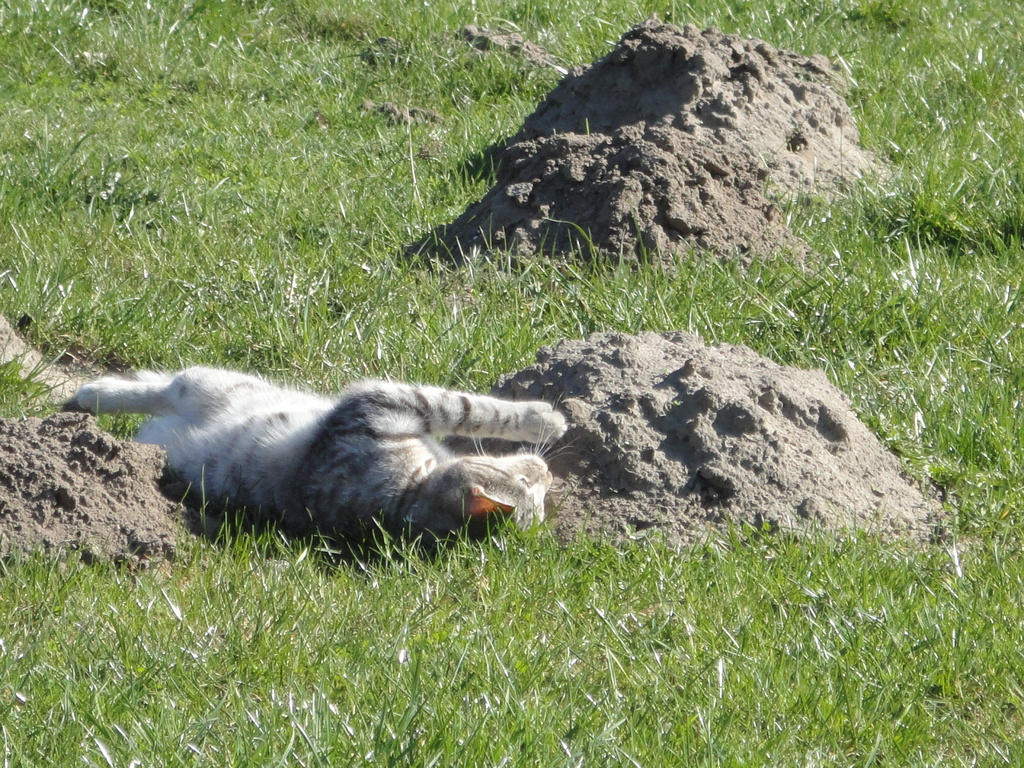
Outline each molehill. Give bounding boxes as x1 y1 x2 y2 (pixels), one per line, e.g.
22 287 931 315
412 18 881 264
0 412 180 564
495 331 943 545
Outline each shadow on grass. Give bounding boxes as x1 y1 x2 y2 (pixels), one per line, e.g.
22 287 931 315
163 475 519 572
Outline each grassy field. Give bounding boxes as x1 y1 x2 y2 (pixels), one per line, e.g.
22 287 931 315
2 0 1023 764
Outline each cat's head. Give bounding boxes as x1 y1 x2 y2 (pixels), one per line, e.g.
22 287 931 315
405 454 553 541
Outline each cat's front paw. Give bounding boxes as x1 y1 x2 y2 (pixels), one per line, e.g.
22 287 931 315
522 403 567 442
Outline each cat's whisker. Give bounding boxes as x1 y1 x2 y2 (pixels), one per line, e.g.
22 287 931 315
532 419 572 457
538 432 580 462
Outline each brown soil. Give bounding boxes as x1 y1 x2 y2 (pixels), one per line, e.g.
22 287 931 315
0 412 181 565
458 25 562 70
1 315 186 564
412 18 881 264
494 331 943 546
362 100 442 125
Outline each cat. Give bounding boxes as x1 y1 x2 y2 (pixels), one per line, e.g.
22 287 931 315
66 366 566 544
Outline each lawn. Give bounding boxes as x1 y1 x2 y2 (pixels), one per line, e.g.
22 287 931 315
1 0 1023 764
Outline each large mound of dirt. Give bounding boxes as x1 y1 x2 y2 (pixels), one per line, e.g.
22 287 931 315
0 412 181 564
413 19 881 264
495 332 942 545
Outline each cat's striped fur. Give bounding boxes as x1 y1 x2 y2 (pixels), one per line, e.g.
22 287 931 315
68 367 566 542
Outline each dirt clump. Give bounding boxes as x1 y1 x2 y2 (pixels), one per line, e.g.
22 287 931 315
495 331 942 546
362 100 442 125
360 37 411 67
413 18 881 264
0 412 182 564
458 25 563 70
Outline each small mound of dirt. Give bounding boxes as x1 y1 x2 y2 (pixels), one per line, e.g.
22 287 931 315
495 331 942 545
362 100 442 125
0 412 181 564
458 25 563 70
413 18 881 264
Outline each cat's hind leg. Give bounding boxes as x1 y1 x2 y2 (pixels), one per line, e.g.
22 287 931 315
68 366 273 417
67 371 177 415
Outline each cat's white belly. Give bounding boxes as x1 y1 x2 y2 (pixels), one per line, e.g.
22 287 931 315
140 403 328 509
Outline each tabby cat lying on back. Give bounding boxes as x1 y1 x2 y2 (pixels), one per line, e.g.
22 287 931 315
68 367 566 543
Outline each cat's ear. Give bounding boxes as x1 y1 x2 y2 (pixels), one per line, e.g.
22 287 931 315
465 485 515 517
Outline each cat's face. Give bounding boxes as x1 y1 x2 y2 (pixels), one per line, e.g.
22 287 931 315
408 454 553 540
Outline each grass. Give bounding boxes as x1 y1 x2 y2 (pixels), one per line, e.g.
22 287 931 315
5 532 1024 765
6 532 1024 765
1 0 1023 764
